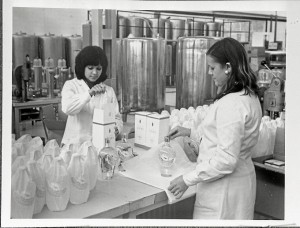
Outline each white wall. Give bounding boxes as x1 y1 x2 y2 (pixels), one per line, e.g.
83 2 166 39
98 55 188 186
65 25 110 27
13 7 88 36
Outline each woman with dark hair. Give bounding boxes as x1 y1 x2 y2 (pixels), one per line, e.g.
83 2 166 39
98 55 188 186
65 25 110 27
167 37 262 219
61 45 123 146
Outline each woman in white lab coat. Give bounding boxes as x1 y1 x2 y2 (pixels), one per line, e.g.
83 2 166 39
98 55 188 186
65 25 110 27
61 46 123 146
168 37 262 219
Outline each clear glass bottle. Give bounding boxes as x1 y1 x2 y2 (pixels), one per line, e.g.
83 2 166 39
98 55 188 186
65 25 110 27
158 136 176 177
116 133 135 172
99 138 120 180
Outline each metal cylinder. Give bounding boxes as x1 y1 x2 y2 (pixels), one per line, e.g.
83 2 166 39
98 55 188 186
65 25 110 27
150 18 166 38
171 19 185 40
65 34 82 75
176 37 217 109
33 58 42 91
12 32 39 70
165 20 172 40
207 22 222 37
190 21 205 36
118 16 129 38
38 33 66 68
128 17 144 37
117 38 166 112
82 21 92 48
143 19 152 37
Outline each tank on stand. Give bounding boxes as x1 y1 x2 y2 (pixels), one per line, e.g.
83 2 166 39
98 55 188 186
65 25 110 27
176 37 217 109
116 38 166 114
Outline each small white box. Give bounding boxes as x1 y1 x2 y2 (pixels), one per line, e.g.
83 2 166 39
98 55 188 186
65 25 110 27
92 122 116 151
93 103 115 124
135 111 152 147
146 113 170 148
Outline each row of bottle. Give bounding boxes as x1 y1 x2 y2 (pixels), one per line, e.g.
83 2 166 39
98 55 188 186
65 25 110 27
11 133 134 218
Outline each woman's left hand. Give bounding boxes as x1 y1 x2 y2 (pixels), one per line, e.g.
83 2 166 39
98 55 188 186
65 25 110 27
168 175 188 199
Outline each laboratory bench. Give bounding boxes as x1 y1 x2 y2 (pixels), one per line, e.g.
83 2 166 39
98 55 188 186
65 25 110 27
33 138 196 219
12 98 61 139
32 137 284 220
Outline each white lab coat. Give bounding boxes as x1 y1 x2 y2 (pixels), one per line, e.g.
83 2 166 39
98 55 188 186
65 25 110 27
183 90 262 219
61 78 123 146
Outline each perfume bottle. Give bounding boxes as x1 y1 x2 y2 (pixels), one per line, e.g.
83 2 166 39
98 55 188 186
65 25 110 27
116 133 135 172
158 136 176 177
99 138 120 180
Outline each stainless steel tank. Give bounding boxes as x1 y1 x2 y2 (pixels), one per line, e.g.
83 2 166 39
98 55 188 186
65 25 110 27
171 19 185 40
12 32 39 70
116 38 166 112
38 33 66 68
150 18 166 38
65 34 82 76
165 20 172 40
176 37 217 109
118 16 129 38
207 22 222 37
190 21 205 36
128 17 144 37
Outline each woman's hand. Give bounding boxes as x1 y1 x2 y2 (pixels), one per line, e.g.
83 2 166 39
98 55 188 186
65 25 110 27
168 175 188 199
168 126 191 140
89 83 106 96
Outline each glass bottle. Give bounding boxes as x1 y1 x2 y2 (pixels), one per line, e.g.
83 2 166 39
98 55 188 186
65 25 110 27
99 138 120 180
116 133 135 172
158 136 176 177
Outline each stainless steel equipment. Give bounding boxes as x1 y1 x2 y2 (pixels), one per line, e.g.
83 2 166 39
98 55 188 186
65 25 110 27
128 17 144 37
116 38 166 113
82 21 92 47
176 37 217 109
38 33 66 68
65 34 82 77
118 16 129 38
12 32 38 72
165 20 172 40
33 58 43 97
149 18 166 38
171 19 185 40
190 21 205 36
206 22 222 37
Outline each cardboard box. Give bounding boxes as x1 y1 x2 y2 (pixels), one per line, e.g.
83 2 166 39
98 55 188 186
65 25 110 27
134 111 153 147
146 113 170 148
92 122 116 151
93 103 115 125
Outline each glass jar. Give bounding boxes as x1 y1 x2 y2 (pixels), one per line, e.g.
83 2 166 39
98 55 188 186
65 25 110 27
158 136 176 177
99 138 120 180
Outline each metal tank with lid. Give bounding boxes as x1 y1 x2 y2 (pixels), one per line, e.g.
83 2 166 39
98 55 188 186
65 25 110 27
176 36 217 109
65 34 82 77
116 38 166 113
38 33 66 68
12 32 39 70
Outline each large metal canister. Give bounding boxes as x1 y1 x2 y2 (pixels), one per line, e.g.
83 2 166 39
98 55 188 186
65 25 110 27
165 20 172 40
150 18 166 38
12 32 39 70
65 34 82 76
118 16 129 38
171 19 185 40
143 19 152 38
38 33 66 68
190 21 205 36
176 37 217 109
82 21 92 48
116 38 166 112
128 17 144 37
207 22 222 37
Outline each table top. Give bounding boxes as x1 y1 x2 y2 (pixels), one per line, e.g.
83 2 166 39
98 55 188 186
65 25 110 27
12 98 61 108
34 174 167 219
34 139 169 219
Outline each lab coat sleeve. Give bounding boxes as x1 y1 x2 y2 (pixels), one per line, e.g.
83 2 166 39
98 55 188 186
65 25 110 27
183 99 245 186
61 80 91 115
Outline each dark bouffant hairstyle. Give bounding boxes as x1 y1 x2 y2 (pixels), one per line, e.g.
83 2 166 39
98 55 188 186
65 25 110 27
207 37 259 101
75 45 108 82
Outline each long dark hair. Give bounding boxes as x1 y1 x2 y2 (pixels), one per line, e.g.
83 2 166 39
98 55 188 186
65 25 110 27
75 45 108 83
207 37 259 101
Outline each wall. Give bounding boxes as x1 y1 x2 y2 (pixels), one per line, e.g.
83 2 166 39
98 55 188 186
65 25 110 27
13 7 88 36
